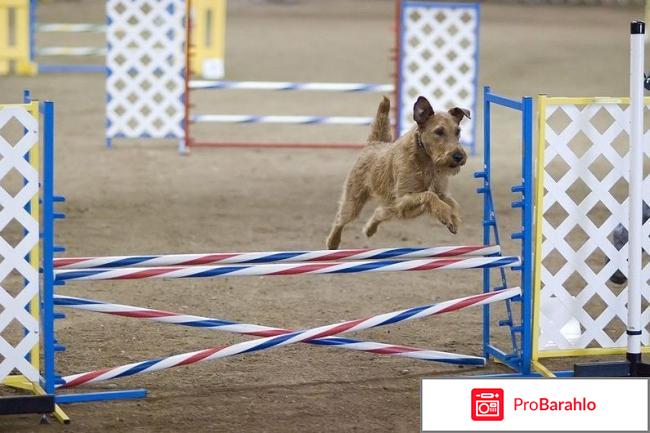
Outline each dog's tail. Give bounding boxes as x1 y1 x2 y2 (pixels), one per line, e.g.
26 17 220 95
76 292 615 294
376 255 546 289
367 96 392 143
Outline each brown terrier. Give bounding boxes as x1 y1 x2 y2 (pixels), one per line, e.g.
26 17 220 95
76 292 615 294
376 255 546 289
326 96 469 249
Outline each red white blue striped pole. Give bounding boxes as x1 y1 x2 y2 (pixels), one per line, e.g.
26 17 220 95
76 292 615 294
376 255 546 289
53 256 520 282
190 115 375 125
53 244 500 269
189 81 394 92
56 287 520 388
37 23 106 32
53 294 479 364
36 47 107 56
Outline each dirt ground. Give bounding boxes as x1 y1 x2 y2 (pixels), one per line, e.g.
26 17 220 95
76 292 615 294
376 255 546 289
0 0 642 431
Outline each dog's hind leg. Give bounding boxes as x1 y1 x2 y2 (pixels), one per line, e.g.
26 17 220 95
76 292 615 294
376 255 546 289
326 187 369 249
367 96 392 143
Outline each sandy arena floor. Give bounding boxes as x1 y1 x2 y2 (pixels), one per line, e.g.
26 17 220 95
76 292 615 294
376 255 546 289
1 0 642 431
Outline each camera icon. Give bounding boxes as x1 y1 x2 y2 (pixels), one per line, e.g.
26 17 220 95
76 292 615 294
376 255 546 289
471 388 504 421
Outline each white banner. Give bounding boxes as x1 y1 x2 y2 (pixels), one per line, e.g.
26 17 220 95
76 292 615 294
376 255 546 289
422 378 648 431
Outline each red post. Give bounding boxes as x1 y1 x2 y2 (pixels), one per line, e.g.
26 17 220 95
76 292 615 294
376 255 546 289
182 0 193 153
392 0 401 140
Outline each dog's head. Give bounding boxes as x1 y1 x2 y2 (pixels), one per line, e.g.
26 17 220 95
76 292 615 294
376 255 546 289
412 96 469 173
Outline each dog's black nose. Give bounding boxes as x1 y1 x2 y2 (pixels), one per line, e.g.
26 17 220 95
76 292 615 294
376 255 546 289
452 152 465 163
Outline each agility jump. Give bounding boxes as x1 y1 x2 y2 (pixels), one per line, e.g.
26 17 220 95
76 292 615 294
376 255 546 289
104 0 479 152
0 86 528 422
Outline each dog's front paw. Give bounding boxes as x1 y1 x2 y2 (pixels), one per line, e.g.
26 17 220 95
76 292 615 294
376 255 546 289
435 203 454 230
447 213 462 234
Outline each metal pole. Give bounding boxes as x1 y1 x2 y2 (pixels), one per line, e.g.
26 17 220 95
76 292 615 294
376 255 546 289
42 100 56 394
520 96 534 375
627 21 645 372
180 0 192 154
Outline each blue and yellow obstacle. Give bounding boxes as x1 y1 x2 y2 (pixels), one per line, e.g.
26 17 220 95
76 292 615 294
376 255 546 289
0 0 226 76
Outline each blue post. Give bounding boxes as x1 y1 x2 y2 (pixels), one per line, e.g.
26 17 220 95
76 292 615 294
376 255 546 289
479 87 534 374
481 86 491 358
42 100 56 394
36 95 147 407
29 0 36 63
520 96 534 375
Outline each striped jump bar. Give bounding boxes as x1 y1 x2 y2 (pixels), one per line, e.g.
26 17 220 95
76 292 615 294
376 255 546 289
54 256 521 282
53 244 501 269
57 287 521 388
189 80 394 92
36 47 107 57
54 294 474 364
37 23 107 32
190 115 374 125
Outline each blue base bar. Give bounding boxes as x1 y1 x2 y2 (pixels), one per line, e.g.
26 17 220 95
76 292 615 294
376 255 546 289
38 64 107 74
55 389 147 404
485 345 521 372
477 370 574 378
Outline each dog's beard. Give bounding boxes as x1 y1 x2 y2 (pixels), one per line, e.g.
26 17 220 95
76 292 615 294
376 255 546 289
433 155 448 166
433 156 464 174
439 163 462 176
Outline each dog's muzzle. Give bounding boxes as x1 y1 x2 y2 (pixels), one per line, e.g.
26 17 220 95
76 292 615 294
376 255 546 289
449 151 467 167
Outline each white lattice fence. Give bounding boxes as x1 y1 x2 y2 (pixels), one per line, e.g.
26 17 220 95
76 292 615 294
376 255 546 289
0 104 40 382
398 2 479 152
535 97 650 357
106 0 185 141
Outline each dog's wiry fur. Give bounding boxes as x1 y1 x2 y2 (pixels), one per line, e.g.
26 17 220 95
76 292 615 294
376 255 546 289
326 96 469 249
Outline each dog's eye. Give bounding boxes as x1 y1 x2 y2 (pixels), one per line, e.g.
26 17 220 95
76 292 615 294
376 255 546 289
455 128 461 136
434 127 445 136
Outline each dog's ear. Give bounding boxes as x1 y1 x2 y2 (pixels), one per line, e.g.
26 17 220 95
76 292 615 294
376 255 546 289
448 107 470 124
413 96 434 128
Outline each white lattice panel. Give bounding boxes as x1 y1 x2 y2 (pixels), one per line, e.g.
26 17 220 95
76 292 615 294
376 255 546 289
0 106 40 382
537 100 650 355
106 0 185 140
398 2 478 151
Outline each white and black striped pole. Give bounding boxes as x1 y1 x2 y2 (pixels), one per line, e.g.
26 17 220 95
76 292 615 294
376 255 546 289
627 20 645 375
